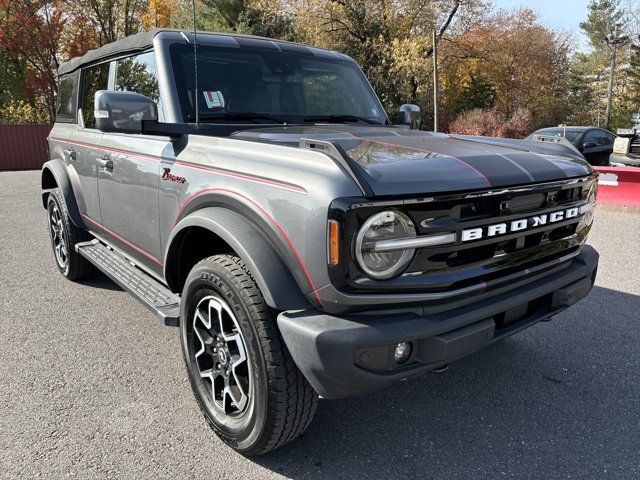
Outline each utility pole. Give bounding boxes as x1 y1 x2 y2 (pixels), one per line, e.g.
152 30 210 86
433 30 439 132
604 25 629 129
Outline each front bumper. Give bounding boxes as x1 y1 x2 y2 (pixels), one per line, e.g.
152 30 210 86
278 245 599 399
610 153 640 166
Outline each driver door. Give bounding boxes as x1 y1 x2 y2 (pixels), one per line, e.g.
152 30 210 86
96 52 167 274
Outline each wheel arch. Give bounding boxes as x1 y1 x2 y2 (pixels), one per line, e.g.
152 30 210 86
164 207 312 311
41 160 84 227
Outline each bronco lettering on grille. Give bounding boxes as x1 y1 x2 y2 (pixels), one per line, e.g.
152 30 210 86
461 207 579 242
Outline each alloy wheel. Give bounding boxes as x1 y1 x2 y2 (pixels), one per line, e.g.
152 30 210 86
192 295 250 416
49 203 68 269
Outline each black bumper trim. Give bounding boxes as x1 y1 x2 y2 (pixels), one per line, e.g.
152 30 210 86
278 245 598 399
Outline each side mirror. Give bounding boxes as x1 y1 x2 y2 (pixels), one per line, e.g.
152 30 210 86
399 104 421 130
582 141 597 151
94 90 158 134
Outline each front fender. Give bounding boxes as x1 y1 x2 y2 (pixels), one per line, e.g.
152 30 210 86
41 159 84 228
165 207 311 311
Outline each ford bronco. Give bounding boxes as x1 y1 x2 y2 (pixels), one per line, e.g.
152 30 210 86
43 29 599 455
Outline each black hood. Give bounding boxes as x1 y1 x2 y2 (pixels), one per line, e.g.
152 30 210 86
233 125 593 196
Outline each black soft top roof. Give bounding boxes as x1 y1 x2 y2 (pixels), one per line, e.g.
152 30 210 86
57 29 348 76
59 29 162 75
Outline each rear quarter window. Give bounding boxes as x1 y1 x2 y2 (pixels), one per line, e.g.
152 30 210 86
55 72 78 123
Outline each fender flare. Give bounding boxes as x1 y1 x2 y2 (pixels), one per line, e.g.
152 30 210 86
165 207 312 311
41 159 84 228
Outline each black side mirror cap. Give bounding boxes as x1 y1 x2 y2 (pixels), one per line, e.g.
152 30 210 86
582 141 597 150
94 90 158 134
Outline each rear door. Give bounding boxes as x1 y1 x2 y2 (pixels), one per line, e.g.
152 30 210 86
96 51 169 274
48 71 78 172
71 62 111 230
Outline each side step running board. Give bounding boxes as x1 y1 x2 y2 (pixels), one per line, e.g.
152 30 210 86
76 240 180 326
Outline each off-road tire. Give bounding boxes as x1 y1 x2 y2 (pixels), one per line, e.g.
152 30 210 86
180 254 318 455
46 188 94 280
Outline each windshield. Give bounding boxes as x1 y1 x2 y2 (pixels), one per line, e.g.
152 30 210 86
170 43 387 125
531 128 583 145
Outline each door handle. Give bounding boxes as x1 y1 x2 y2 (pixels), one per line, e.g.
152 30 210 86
96 155 114 171
64 149 77 161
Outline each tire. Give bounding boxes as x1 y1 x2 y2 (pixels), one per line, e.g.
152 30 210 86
46 188 94 280
180 254 318 455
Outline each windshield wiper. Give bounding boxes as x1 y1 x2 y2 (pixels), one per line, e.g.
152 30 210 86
186 112 288 124
303 114 382 125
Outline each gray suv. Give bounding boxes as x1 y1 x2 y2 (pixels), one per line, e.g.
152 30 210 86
43 29 599 454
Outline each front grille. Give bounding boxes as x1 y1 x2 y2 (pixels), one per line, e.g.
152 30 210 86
330 176 596 295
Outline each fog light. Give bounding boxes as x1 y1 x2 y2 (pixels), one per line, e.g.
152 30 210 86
394 342 412 364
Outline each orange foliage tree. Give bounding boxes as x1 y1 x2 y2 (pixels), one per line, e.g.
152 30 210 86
0 0 66 122
441 8 571 131
143 0 177 28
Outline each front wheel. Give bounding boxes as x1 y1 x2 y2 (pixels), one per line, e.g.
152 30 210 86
180 255 318 455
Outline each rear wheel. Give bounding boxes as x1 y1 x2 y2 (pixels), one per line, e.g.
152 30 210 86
180 254 318 455
46 189 94 280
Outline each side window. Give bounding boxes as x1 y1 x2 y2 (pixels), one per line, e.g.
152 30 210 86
605 133 616 146
55 72 78 123
115 52 162 119
80 63 110 129
584 130 613 147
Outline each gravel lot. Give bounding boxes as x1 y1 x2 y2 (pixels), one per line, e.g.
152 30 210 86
1 169 639 479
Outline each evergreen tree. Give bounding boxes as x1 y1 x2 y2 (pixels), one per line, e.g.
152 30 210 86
580 0 624 51
627 39 640 118
455 70 496 114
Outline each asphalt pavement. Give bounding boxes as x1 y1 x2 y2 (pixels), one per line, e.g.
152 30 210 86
0 170 639 479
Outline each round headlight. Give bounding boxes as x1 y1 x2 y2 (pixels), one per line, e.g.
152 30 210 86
580 181 598 227
355 211 416 280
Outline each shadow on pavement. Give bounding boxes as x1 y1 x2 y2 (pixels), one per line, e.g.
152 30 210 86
254 285 640 479
77 270 124 292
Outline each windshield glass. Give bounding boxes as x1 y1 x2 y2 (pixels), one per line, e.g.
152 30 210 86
170 43 386 124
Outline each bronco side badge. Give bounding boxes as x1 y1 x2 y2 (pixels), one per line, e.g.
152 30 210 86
162 168 187 184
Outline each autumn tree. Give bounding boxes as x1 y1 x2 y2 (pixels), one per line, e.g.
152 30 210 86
142 0 178 28
0 0 66 122
63 0 147 45
292 0 477 123
442 9 571 130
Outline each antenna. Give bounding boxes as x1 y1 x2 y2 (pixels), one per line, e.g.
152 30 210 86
192 0 199 126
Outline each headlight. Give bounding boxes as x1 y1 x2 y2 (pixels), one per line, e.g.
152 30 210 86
355 211 416 279
579 181 598 228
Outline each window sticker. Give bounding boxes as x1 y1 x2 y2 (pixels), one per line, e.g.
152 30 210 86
203 90 225 110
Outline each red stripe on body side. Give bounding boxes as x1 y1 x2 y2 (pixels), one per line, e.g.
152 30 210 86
48 137 307 194
174 188 324 307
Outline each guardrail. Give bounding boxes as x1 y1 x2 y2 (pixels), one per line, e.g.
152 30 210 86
0 124 52 171
594 165 640 207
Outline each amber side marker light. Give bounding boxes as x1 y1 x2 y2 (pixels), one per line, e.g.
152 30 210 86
328 220 340 265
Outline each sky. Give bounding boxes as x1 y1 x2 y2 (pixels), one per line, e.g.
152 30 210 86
492 0 590 32
492 0 591 48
